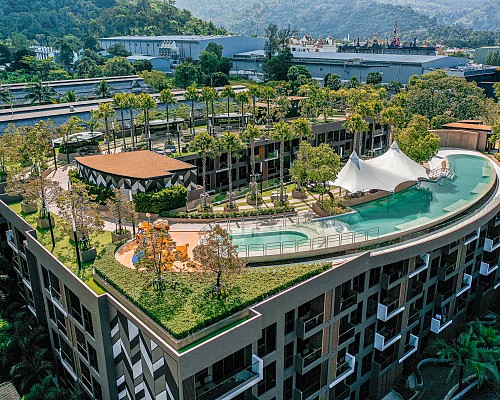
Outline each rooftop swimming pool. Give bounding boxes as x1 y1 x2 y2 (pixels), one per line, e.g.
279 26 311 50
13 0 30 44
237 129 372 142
232 154 496 257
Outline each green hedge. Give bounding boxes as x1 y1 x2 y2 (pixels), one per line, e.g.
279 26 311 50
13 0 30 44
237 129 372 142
133 185 188 213
94 244 330 339
160 205 295 219
69 170 114 204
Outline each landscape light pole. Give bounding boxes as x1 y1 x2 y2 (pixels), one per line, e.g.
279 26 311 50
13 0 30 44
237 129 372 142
68 181 82 271
51 139 57 170
128 189 136 236
132 118 137 150
37 164 55 248
112 122 116 151
46 201 56 248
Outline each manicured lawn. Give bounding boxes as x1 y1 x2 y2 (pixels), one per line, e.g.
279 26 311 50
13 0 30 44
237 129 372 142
9 202 110 294
95 246 329 339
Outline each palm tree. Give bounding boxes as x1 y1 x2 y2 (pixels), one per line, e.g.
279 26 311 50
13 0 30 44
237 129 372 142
436 327 500 392
94 103 116 153
247 84 260 125
201 86 217 133
221 85 235 126
235 91 250 130
344 113 369 156
137 94 157 151
94 79 112 99
219 130 244 209
61 90 78 103
10 347 52 394
24 81 57 105
260 86 275 134
113 93 128 150
159 88 177 145
241 124 262 204
124 94 138 150
184 85 199 138
269 121 294 203
190 132 216 208
291 118 313 142
469 320 500 350
380 105 406 145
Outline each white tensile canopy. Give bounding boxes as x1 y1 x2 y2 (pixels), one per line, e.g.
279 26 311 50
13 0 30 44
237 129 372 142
365 141 428 183
330 142 428 193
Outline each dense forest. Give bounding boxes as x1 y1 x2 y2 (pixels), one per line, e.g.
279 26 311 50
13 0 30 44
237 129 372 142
0 0 225 46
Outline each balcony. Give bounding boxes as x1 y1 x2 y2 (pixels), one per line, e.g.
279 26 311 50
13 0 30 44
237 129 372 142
197 355 263 400
480 261 498 276
464 228 480 245
381 269 405 289
408 279 424 299
409 253 430 278
58 349 77 381
265 150 279 160
439 263 459 281
330 382 350 400
374 352 395 372
216 162 229 173
430 317 452 334
408 307 420 326
374 326 402 352
399 334 419 363
329 353 355 388
377 299 405 322
6 230 18 253
338 322 355 345
339 290 357 313
294 382 325 400
296 312 324 339
295 347 323 373
456 273 472 297
484 236 500 252
435 288 455 307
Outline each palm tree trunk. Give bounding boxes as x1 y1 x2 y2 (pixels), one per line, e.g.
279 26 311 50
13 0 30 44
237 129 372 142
280 139 284 202
202 153 207 207
228 151 233 208
211 99 215 135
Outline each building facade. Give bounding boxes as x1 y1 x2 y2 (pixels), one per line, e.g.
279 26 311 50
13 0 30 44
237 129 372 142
1 163 499 399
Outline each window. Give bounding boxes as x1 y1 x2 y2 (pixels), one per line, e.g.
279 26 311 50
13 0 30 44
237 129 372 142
258 323 277 357
426 283 436 305
353 273 365 293
361 353 372 376
284 342 294 369
364 323 375 348
283 376 293 400
285 310 295 334
80 360 92 389
366 293 378 319
75 327 87 359
369 267 381 288
82 307 94 337
92 377 102 400
257 362 276 395
88 343 98 371
41 266 50 291
213 348 245 383
67 288 82 325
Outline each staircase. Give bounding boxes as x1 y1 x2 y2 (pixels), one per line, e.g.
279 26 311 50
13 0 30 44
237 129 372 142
427 164 455 186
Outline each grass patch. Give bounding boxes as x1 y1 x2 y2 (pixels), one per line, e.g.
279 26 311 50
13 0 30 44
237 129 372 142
95 244 330 339
9 202 112 294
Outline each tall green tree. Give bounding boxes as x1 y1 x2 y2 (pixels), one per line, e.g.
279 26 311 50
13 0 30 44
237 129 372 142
269 121 294 203
137 94 157 150
24 81 57 105
184 85 199 137
235 91 249 129
159 89 177 146
124 94 139 150
201 86 217 132
394 114 440 163
94 102 116 153
94 80 112 99
174 62 199 88
241 124 262 202
113 93 129 149
221 85 235 126
344 113 369 155
190 132 216 208
219 130 244 209
103 57 135 77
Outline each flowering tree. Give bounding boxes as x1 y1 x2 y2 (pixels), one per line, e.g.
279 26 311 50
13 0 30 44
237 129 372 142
193 224 245 297
134 228 182 291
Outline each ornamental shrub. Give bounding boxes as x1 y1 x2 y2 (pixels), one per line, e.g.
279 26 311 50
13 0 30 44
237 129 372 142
159 204 295 219
133 185 188 213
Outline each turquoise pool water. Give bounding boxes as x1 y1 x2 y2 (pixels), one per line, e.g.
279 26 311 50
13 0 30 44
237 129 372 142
232 154 495 250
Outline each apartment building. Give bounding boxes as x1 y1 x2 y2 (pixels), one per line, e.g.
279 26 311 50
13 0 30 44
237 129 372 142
0 150 499 400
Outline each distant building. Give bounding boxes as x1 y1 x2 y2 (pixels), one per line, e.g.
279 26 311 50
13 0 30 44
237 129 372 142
231 50 469 84
127 55 172 73
475 46 500 64
99 35 266 67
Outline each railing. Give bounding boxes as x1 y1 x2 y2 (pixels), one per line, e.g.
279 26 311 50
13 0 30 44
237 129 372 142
296 347 322 371
409 280 424 299
339 291 357 312
377 298 404 322
480 261 498 276
431 317 452 334
238 227 380 258
408 308 420 325
484 236 500 252
297 312 324 338
384 269 404 285
330 353 355 388
399 334 419 363
265 150 279 160
294 382 323 400
338 322 355 344
464 228 480 246
427 163 455 181
6 230 18 253
456 273 472 297
410 253 430 278
442 263 459 278
197 354 263 400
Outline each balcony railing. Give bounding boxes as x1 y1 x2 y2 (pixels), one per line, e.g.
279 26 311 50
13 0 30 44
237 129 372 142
408 308 420 326
409 280 424 299
484 236 500 252
456 273 472 297
480 261 499 276
58 349 77 380
6 230 18 253
339 291 357 313
435 287 454 306
399 334 419 363
294 382 324 400
265 150 279 160
338 322 355 345
377 299 404 322
381 269 404 288
295 347 322 372
374 328 402 352
464 228 480 245
430 317 452 334
297 312 324 339
410 253 430 278
329 353 355 388
197 354 263 400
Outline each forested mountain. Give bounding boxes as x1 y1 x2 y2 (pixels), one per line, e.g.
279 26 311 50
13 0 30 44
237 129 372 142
0 0 225 46
373 0 499 31
176 0 436 38
177 0 499 42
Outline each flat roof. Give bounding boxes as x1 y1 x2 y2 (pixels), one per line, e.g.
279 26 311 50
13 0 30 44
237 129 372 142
75 150 196 179
100 35 248 41
442 122 492 132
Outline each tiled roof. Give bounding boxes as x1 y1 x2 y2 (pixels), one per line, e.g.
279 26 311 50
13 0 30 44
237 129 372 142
442 122 492 132
76 150 196 179
0 381 20 400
